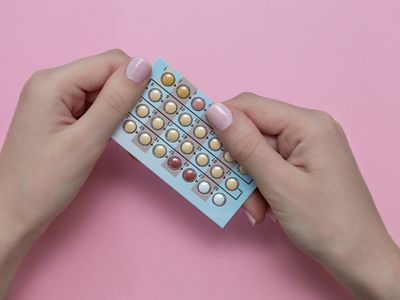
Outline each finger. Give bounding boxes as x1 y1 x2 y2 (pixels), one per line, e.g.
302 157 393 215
206 103 292 183
225 92 306 136
76 56 151 143
242 189 268 225
264 135 277 151
54 49 130 92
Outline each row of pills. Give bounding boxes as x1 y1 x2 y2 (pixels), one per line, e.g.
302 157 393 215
149 87 206 112
124 119 222 153
123 120 247 174
131 105 223 150
135 102 194 128
166 155 239 192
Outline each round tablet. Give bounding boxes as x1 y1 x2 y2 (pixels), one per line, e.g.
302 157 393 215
176 85 190 99
238 165 247 175
191 97 205 111
138 132 152 146
167 156 182 170
197 181 211 194
151 117 164 130
194 125 207 139
122 120 137 133
211 165 224 179
152 144 167 158
182 168 197 182
195 153 209 167
225 177 239 191
165 129 180 142
179 113 192 127
223 151 235 163
148 88 162 102
161 72 175 86
164 101 178 114
209 137 222 151
181 141 194 155
136 104 149 118
212 193 226 206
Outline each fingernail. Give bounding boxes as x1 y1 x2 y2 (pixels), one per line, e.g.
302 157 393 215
125 57 151 84
244 210 256 226
206 103 233 131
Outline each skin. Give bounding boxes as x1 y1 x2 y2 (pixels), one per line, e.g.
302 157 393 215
210 94 400 299
0 50 399 299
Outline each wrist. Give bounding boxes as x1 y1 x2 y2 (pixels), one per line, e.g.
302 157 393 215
323 232 400 299
0 176 47 298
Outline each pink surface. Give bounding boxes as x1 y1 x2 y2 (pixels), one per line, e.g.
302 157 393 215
1 1 399 299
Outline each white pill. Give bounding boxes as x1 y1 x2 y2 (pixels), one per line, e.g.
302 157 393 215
212 193 226 206
197 181 211 194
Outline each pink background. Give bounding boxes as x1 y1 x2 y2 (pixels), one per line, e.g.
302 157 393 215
1 0 399 299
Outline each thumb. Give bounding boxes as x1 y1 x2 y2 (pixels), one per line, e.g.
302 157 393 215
206 103 289 185
78 56 151 143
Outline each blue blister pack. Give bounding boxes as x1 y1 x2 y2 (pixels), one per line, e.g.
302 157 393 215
112 58 256 227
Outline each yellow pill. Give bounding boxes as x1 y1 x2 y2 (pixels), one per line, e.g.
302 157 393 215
225 177 239 191
164 101 178 114
176 85 190 99
153 144 167 158
179 113 192 127
165 129 180 142
209 137 222 151
136 104 149 118
211 165 224 179
138 132 152 146
181 141 194 154
196 153 209 167
194 125 207 139
148 88 162 102
223 151 235 163
238 165 248 175
161 72 175 86
151 117 164 130
123 120 137 133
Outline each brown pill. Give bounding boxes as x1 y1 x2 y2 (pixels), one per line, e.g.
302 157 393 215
167 156 182 170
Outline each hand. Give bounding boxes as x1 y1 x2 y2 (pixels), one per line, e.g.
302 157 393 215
206 93 400 299
0 49 151 298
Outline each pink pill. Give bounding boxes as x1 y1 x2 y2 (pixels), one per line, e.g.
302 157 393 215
191 97 205 111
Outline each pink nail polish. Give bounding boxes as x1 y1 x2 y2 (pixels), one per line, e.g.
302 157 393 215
206 103 233 131
125 57 151 84
244 210 256 226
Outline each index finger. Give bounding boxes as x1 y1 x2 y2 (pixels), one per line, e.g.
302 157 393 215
52 49 130 92
225 92 307 136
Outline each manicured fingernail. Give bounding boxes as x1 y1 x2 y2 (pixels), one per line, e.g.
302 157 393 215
125 57 151 83
267 207 278 223
244 210 256 226
206 103 233 131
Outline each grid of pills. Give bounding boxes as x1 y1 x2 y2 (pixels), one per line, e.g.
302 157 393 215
112 58 256 227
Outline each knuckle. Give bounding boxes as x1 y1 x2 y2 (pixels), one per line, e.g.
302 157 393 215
28 69 50 85
21 69 54 99
235 91 257 101
107 48 128 58
310 110 341 136
102 86 128 113
226 92 259 106
231 133 262 162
